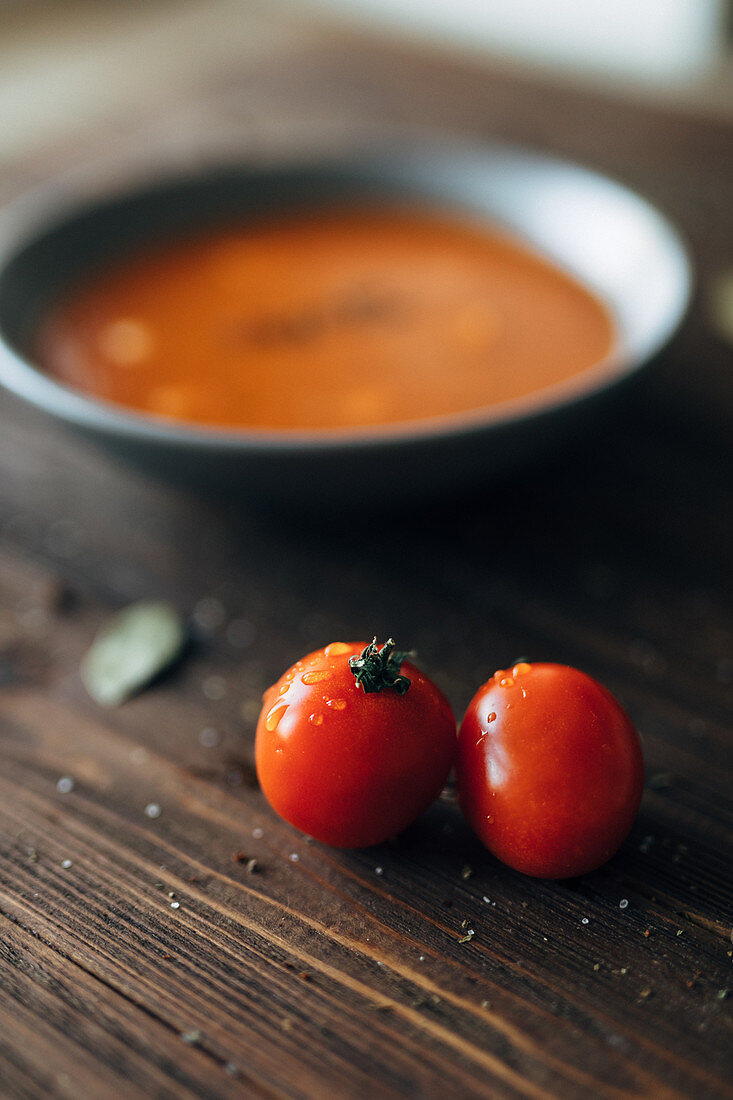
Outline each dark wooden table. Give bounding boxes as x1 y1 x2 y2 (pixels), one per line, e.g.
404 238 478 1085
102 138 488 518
1 16 731 1099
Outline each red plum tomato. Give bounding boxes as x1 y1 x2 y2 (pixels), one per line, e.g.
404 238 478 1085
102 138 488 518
255 639 457 848
456 662 644 878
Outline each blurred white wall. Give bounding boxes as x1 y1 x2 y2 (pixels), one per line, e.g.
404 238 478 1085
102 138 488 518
1 0 730 176
303 0 726 82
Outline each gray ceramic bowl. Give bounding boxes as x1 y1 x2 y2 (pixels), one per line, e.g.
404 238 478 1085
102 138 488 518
0 139 691 504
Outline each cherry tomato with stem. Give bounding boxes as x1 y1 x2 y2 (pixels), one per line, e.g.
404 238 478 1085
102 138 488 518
255 638 457 848
457 662 644 878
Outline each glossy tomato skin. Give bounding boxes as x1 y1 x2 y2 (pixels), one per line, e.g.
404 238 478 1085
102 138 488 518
457 663 644 878
255 642 457 848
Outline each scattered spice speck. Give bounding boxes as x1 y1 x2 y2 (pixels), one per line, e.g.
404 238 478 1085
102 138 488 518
199 726 220 748
27 848 38 862
181 1030 201 1045
717 989 729 1001
581 917 590 925
192 596 226 633
619 899 629 909
593 963 601 971
241 698 262 723
170 901 180 910
458 929 475 944
226 617 256 648
145 803 161 819
461 865 473 880
289 853 300 863
252 827 264 839
644 928 652 938
60 859 73 869
202 675 227 701
639 988 652 1000
375 866 384 876
56 777 74 794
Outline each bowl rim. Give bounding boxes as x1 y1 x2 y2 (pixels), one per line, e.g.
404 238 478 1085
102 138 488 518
0 136 693 455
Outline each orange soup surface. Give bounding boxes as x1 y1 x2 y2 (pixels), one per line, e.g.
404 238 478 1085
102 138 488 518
36 207 615 432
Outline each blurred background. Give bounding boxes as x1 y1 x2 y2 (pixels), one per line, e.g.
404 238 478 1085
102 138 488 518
2 0 731 442
2 0 733 172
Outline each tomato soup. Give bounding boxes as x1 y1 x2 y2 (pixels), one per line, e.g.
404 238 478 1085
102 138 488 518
35 207 615 432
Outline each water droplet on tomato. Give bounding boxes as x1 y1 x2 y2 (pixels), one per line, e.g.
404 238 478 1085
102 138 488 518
513 662 531 676
278 682 289 695
324 642 351 657
302 670 329 685
265 704 288 731
486 814 494 824
325 698 347 710
499 676 514 688
487 712 497 723
308 712 324 726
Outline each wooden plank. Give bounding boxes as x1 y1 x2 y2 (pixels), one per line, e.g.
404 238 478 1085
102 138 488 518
1 643 731 1096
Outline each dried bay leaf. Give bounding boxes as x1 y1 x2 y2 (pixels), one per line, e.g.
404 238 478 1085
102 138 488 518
81 600 186 707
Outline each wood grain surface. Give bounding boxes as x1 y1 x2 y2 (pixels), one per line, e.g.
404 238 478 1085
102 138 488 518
0 13 731 1099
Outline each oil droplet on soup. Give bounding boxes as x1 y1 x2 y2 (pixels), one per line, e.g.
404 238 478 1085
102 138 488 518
35 206 616 431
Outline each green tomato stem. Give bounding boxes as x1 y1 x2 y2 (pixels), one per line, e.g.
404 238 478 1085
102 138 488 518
349 637 411 695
